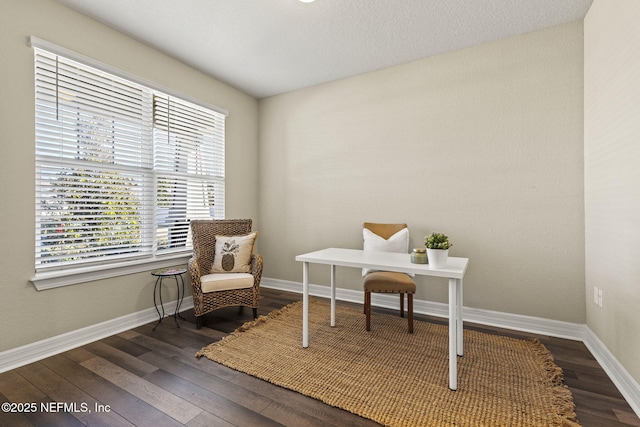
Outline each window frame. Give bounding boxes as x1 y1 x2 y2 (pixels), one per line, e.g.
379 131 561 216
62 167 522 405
29 37 228 291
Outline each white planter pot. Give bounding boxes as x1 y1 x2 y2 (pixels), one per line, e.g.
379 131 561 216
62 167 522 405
427 249 449 269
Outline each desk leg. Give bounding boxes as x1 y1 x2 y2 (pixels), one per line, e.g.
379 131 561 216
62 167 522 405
448 278 458 391
330 264 336 327
457 278 463 356
303 261 309 348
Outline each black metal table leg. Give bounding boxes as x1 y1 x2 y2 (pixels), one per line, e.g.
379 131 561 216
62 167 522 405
175 274 186 321
153 276 165 331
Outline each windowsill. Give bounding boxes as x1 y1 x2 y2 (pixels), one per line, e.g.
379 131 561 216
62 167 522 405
30 253 191 291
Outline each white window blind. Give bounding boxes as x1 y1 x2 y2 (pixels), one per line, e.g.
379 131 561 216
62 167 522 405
34 45 225 274
153 95 225 251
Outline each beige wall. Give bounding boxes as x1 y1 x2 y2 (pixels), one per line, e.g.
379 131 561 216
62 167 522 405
259 22 586 323
585 0 640 383
0 0 259 352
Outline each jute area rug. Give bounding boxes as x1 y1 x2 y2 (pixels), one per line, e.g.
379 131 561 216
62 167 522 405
196 299 580 427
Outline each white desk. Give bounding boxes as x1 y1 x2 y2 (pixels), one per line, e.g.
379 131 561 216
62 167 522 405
295 247 469 390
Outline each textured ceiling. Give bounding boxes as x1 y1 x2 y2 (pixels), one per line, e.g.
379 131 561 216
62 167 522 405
55 0 593 99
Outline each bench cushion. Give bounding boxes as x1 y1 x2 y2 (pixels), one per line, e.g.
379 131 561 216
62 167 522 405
363 271 416 293
201 273 254 293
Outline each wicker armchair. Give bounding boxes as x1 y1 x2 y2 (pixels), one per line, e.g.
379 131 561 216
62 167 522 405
188 219 263 329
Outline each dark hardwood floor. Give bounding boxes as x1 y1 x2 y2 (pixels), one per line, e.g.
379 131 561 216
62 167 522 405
1 288 638 427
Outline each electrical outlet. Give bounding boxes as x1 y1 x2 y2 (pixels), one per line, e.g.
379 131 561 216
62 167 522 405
593 286 599 305
598 289 603 308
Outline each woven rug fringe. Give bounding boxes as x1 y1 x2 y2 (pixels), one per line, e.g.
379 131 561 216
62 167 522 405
195 302 298 358
528 338 579 426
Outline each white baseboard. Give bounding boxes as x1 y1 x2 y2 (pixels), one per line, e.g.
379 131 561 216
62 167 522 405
261 277 640 417
263 278 588 340
582 328 640 417
0 297 193 374
1 278 638 418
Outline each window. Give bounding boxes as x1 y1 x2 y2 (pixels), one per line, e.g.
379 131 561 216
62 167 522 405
32 38 226 287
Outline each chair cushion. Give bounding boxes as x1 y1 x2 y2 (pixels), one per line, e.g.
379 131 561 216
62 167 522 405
200 273 254 293
364 271 416 293
212 232 258 273
362 227 409 276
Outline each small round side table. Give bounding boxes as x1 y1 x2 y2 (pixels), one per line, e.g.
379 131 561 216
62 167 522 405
151 268 187 331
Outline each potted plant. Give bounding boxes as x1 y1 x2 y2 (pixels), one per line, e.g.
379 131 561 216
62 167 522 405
425 232 452 269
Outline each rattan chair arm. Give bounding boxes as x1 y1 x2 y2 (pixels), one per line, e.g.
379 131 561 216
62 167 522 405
250 253 263 287
188 255 204 298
